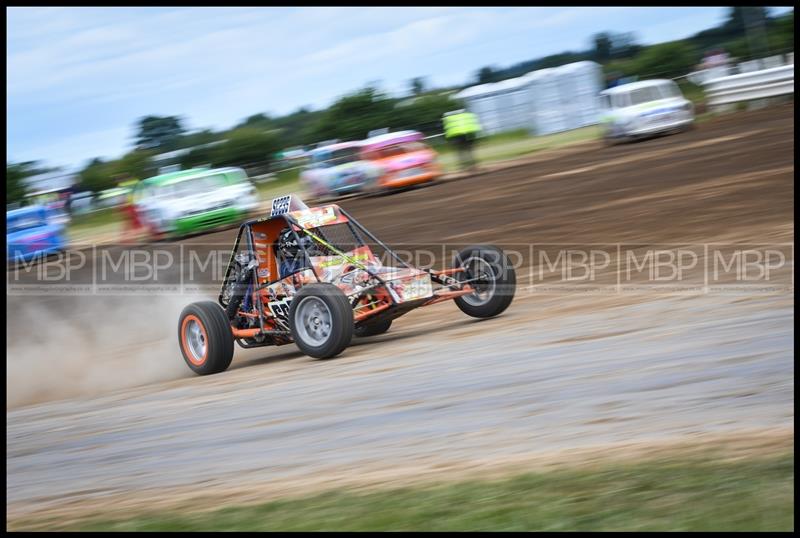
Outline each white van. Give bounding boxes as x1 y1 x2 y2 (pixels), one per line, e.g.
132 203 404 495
599 79 695 143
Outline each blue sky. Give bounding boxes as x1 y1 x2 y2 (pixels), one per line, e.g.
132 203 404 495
6 6 793 171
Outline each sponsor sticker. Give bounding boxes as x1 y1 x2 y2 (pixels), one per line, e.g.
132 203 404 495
397 275 432 300
295 206 337 228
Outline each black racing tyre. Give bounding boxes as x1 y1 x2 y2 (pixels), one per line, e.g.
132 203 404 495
178 301 235 375
289 283 354 359
452 245 516 318
355 319 392 337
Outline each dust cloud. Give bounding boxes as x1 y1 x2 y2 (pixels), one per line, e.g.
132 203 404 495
6 293 210 408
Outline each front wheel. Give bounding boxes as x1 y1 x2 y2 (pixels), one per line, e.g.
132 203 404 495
453 245 516 318
289 283 354 359
178 301 234 375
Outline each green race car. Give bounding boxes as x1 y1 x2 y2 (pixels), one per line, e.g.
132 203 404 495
133 167 260 238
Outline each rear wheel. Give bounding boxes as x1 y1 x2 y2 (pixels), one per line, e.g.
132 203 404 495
453 245 516 318
355 319 392 337
178 301 234 375
289 283 354 359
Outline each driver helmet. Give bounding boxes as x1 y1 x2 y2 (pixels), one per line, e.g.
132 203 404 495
277 226 320 259
277 226 300 259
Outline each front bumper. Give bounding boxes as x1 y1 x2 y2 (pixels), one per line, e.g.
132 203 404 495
380 167 441 188
331 180 368 194
625 118 694 136
173 207 243 235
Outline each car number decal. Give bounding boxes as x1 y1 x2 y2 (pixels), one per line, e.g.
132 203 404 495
271 195 292 216
268 299 292 328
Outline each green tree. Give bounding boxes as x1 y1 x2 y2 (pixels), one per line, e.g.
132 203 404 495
208 128 281 171
236 113 274 131
633 41 699 79
6 162 36 205
271 107 325 148
770 10 794 52
390 94 462 135
135 115 187 151
110 149 156 181
6 161 62 205
532 51 588 70
476 66 498 84
310 86 394 142
78 158 116 194
775 9 794 34
725 7 770 34
176 129 224 150
738 7 773 57
592 32 641 64
593 33 612 63
179 144 217 169
410 77 426 96
611 32 641 59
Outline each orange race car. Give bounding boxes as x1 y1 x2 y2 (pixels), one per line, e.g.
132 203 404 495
177 195 516 375
359 130 443 190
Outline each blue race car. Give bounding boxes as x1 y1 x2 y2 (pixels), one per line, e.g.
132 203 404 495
6 205 67 263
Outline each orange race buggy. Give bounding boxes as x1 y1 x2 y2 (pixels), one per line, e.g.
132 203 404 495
178 196 516 374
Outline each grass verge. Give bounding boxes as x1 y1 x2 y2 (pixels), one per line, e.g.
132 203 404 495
23 450 793 531
435 125 601 173
66 206 124 244
254 167 302 200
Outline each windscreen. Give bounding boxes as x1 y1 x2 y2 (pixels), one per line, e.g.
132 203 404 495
658 81 682 98
630 86 665 106
7 211 47 232
162 174 227 197
224 168 249 184
330 147 360 165
379 142 426 158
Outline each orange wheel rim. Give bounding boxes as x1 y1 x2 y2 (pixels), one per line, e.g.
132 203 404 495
181 314 208 365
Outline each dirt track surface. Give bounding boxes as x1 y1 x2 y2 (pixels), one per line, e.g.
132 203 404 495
6 105 794 524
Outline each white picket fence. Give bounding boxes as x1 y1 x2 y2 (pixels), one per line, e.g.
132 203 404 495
702 60 794 107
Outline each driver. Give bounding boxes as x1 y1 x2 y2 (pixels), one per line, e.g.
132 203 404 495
276 226 319 279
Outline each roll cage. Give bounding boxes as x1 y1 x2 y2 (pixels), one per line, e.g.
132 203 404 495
219 206 413 299
219 203 479 345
